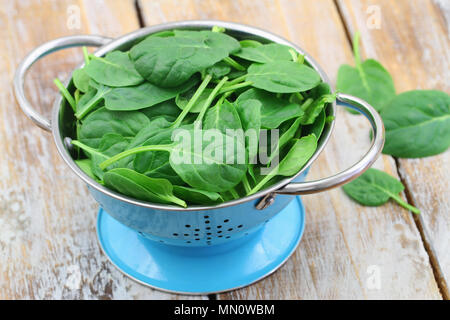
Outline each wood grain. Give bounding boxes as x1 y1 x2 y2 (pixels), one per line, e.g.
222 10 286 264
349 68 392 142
337 0 450 298
138 0 442 299
0 0 202 299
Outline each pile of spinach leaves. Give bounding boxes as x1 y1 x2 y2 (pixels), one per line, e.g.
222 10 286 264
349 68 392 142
338 32 450 214
55 27 334 207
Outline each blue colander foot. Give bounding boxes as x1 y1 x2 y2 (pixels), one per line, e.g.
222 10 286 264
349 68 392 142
96 197 305 294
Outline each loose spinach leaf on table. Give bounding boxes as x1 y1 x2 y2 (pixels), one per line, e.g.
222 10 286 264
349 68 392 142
336 32 395 112
246 61 321 93
342 168 420 214
130 31 239 87
381 90 450 158
85 51 144 87
104 168 186 207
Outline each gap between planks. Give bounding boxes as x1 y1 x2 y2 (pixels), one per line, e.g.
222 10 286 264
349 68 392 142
333 0 448 300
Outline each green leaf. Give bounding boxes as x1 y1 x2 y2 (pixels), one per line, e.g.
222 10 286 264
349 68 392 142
235 99 262 163
103 77 197 111
246 61 321 93
336 33 395 112
381 90 450 158
141 99 181 122
236 88 304 128
303 109 326 139
130 31 239 87
248 134 317 194
78 107 150 148
104 168 186 207
203 100 243 134
176 88 214 113
75 84 112 119
75 159 98 181
204 61 231 79
72 68 90 93
342 168 420 214
85 51 144 87
233 43 293 63
173 186 223 205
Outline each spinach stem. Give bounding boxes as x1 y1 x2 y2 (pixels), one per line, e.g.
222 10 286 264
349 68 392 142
218 81 252 95
218 91 232 105
353 31 362 67
71 140 105 158
223 57 245 71
196 76 228 125
300 98 314 111
242 175 252 194
82 46 90 65
224 74 247 87
171 74 212 128
54 78 76 112
74 89 81 104
229 188 240 199
288 49 298 62
295 92 304 101
297 54 305 65
99 144 174 170
248 165 280 195
390 194 421 214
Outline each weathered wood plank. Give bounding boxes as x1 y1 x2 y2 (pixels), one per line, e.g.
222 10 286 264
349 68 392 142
0 0 202 299
337 0 450 298
138 0 442 299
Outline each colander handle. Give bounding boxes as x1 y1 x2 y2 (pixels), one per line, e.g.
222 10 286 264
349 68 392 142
273 93 385 195
14 35 113 131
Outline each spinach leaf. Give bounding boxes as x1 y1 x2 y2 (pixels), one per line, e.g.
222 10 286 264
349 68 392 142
85 51 144 87
246 61 321 93
176 88 214 113
173 186 223 205
99 130 247 193
104 168 186 207
72 68 90 93
342 168 420 214
233 43 293 63
78 107 150 148
130 31 239 87
303 109 326 139
336 32 395 112
381 90 450 158
204 61 231 79
141 100 180 122
103 77 197 111
75 159 98 181
203 100 243 134
236 88 304 128
248 134 317 194
235 99 262 163
239 40 263 48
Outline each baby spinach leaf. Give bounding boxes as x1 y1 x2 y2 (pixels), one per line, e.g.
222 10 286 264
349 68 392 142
173 186 223 205
240 40 263 48
233 43 293 63
75 159 98 181
72 68 90 93
235 99 262 163
236 88 304 128
103 77 197 111
336 32 395 112
342 168 420 214
203 100 243 134
248 134 317 195
85 51 144 87
381 90 450 158
78 107 150 148
176 88 214 113
303 109 326 139
104 168 186 207
141 100 180 122
130 31 239 87
99 129 247 193
300 92 335 125
204 61 231 79
247 61 321 93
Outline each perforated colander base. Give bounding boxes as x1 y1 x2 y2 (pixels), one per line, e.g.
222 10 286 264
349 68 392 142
96 197 305 294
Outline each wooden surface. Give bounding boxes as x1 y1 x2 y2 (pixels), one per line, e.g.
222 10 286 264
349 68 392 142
0 0 447 299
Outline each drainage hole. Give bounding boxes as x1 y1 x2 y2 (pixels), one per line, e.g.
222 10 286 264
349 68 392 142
224 219 229 223
225 236 231 239
173 233 179 236
237 225 243 228
217 231 222 234
185 224 191 228
228 228 233 232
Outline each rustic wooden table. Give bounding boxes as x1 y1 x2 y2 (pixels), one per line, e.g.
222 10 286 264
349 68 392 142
0 0 448 300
